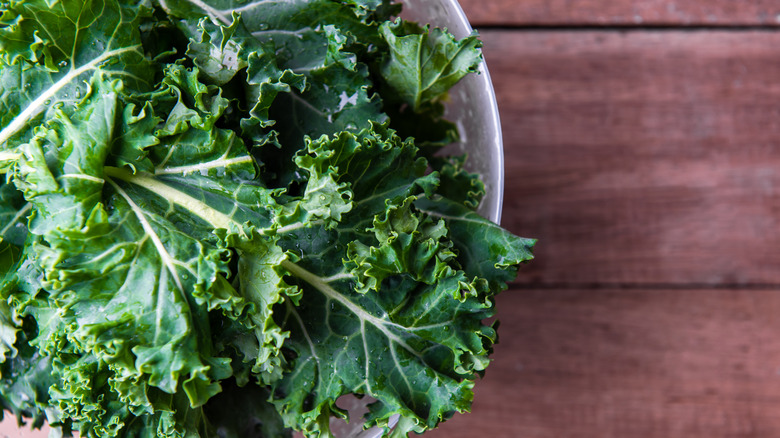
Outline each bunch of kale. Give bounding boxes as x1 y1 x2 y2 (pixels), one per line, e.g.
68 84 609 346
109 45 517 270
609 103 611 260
0 0 533 436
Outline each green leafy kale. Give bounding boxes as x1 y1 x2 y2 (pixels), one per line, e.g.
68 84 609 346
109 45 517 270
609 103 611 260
0 0 534 437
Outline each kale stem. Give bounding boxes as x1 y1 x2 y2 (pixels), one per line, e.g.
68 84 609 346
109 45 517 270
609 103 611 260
104 166 237 231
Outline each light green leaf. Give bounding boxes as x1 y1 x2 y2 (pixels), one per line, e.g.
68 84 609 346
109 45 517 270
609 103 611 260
186 14 248 85
97 66 298 385
378 20 482 112
0 0 155 149
10 77 234 409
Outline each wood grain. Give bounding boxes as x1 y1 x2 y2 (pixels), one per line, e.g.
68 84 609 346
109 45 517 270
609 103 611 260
459 0 780 27
426 288 780 438
481 30 780 286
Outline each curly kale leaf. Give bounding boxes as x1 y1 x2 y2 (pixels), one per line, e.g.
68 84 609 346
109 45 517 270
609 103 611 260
378 20 482 112
267 126 532 436
0 0 155 149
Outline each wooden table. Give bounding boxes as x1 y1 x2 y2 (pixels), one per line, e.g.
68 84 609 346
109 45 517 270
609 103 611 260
5 1 780 437
425 1 780 437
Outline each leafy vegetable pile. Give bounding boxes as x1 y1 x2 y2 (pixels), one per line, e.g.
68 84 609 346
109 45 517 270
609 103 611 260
0 0 534 436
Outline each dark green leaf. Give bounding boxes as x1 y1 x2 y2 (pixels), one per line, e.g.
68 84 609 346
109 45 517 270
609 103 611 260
415 196 536 291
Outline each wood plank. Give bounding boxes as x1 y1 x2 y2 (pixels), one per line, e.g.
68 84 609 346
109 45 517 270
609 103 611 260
458 0 780 27
427 288 780 438
480 30 780 285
